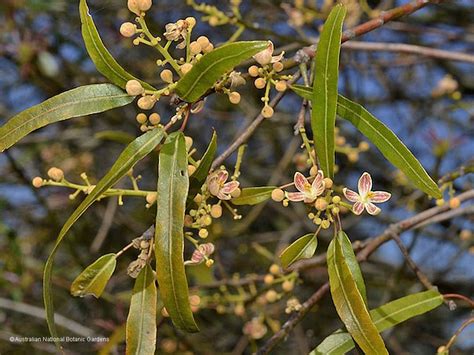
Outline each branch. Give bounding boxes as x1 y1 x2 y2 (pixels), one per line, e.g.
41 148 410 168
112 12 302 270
342 41 474 64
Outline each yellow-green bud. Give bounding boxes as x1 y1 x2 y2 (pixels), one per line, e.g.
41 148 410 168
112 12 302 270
126 80 144 96
199 228 209 238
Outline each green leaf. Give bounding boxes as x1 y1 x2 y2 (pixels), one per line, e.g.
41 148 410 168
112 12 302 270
43 128 165 349
311 289 443 354
0 84 133 152
175 41 269 102
155 132 199 332
312 4 346 179
70 253 116 298
187 131 217 203
327 234 388 354
338 231 367 306
126 264 157 355
231 186 277 206
290 85 442 199
279 233 318 269
336 95 442 199
80 0 155 90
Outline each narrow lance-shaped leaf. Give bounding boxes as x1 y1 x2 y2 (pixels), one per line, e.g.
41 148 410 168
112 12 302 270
279 233 318 269
175 41 269 102
231 186 277 206
43 128 165 348
290 85 442 199
70 253 117 298
338 231 367 305
312 5 346 179
0 84 133 152
336 95 442 198
327 233 388 354
126 264 157 355
311 289 443 355
155 132 199 332
187 131 217 204
80 0 155 90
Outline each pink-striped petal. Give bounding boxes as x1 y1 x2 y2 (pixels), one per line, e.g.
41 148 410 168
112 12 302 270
370 191 391 203
216 170 229 184
352 201 365 215
343 188 360 203
358 172 372 197
365 202 381 215
286 192 305 202
311 170 324 190
221 181 240 194
294 172 308 192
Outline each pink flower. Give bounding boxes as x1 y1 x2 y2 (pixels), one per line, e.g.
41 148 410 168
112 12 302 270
207 170 240 200
343 172 391 215
287 171 325 203
184 243 215 266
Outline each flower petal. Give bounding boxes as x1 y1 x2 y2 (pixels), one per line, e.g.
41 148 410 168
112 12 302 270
221 181 240 194
216 170 229 184
294 172 308 193
343 188 360 203
370 191 391 203
365 202 381 215
358 172 372 197
217 191 232 200
352 201 365 215
286 192 305 202
311 170 324 189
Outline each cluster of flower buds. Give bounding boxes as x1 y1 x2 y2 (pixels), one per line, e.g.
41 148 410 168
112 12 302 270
135 112 161 131
127 236 153 278
187 0 237 27
248 42 291 118
334 127 370 163
32 166 65 188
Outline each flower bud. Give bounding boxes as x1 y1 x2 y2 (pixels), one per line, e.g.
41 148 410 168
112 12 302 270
189 41 202 55
127 0 140 15
32 177 44 188
228 91 241 104
185 136 193 150
269 264 280 275
47 167 64 181
261 105 274 118
120 22 137 37
315 198 328 211
332 195 341 204
449 197 461 209
199 228 209 239
146 192 157 204
271 188 285 202
275 80 287 92
136 113 147 124
137 95 156 110
202 43 214 53
321 219 331 229
126 80 144 96
358 141 370 151
188 165 196 176
272 61 284 72
210 204 222 218
248 65 259 77
264 274 274 284
160 69 174 83
186 17 196 27
137 0 152 12
148 112 161 125
282 280 294 292
254 78 266 89
196 36 210 49
323 177 333 189
180 63 193 75
265 290 278 303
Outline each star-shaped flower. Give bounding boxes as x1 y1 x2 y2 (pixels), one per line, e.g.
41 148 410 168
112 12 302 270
207 170 240 200
286 171 325 203
343 172 391 215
